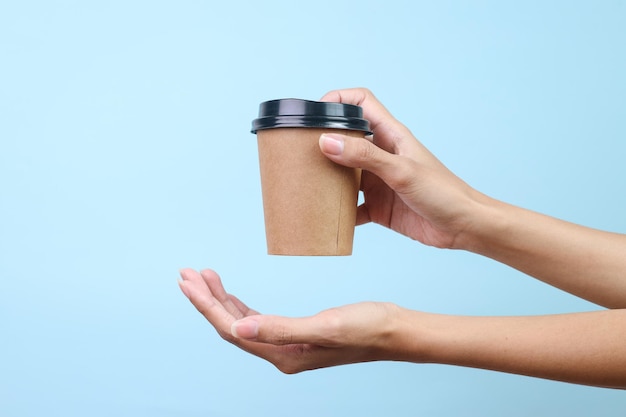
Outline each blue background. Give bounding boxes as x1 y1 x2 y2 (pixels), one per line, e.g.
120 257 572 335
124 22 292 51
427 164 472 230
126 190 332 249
1 1 625 415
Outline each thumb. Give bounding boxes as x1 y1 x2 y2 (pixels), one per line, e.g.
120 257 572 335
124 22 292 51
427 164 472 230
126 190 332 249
231 315 319 345
319 133 402 183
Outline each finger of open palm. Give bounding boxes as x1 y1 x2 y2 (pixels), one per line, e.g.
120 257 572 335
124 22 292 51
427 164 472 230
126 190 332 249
180 269 237 340
229 293 260 317
200 269 246 320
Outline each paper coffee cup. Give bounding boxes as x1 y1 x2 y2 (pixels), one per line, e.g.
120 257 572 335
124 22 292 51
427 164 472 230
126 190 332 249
251 99 372 256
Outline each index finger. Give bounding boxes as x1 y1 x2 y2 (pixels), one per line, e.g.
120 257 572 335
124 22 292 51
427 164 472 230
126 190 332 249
319 88 392 134
320 88 412 154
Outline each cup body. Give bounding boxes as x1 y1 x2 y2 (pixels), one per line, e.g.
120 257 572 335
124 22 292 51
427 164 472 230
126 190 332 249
252 99 371 256
257 127 363 255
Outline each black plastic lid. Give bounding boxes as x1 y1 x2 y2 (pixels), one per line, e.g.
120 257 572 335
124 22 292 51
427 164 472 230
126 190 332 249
251 98 372 135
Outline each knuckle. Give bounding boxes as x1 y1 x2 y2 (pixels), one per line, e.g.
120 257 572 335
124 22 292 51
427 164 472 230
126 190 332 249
268 323 293 345
353 140 378 163
317 308 344 345
277 328 293 345
385 157 419 191
348 86 372 97
195 300 216 318
359 87 374 97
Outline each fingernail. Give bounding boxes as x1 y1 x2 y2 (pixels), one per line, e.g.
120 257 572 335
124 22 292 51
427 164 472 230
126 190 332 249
178 279 190 299
320 134 344 155
231 318 259 340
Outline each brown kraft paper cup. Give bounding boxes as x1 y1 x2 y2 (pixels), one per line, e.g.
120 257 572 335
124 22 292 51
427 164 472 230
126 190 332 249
257 128 363 255
251 99 372 256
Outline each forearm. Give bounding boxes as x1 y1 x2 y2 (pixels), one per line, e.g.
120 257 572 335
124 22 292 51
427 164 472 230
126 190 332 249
458 195 626 308
393 307 626 389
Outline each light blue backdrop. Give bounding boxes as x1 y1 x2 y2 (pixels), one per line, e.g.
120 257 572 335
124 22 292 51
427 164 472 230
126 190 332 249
1 1 625 416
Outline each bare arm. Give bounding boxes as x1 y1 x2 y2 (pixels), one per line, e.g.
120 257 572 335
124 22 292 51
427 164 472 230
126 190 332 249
457 196 626 308
179 269 626 389
397 307 626 389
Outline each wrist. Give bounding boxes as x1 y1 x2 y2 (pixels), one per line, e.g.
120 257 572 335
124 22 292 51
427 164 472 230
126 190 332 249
387 309 492 367
452 191 508 254
381 305 439 363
